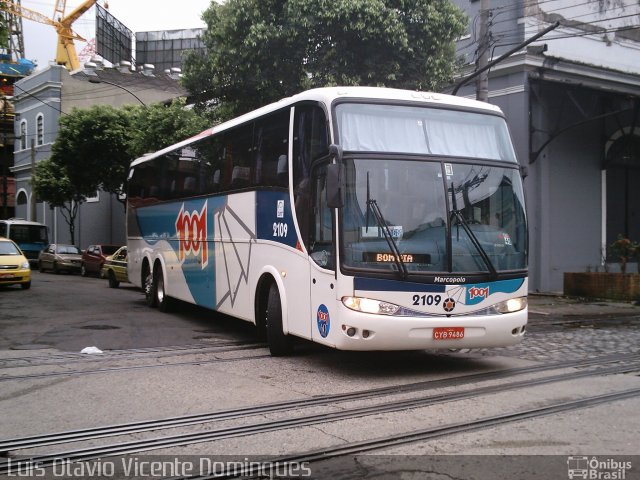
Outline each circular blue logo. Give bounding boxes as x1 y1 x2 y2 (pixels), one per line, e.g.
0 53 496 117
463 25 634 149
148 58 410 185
317 304 330 338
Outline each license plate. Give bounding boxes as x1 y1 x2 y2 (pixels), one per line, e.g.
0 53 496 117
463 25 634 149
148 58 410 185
433 327 465 340
0 273 16 279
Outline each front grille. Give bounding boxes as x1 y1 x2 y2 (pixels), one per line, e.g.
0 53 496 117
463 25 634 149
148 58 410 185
0 265 19 270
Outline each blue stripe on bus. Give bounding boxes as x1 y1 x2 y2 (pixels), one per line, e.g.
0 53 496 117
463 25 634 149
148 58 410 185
136 196 228 310
255 191 298 248
354 277 447 293
465 278 525 305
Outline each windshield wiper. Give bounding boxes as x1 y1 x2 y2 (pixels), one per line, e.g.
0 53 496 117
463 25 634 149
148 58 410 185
449 180 497 277
450 209 498 278
366 173 408 279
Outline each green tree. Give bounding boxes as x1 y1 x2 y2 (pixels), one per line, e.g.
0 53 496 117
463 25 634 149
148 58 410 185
0 12 9 51
31 159 83 245
183 0 467 119
128 98 210 159
31 101 208 243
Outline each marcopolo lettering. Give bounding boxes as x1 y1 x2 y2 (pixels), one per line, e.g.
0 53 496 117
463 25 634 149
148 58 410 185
434 276 466 284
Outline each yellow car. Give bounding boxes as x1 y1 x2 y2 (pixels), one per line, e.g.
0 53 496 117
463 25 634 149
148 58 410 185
101 246 128 288
0 237 31 289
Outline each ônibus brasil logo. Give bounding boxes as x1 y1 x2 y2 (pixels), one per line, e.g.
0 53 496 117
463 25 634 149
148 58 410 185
175 202 208 268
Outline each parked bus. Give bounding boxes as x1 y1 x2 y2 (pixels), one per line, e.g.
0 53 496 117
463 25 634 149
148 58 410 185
0 218 49 263
127 87 528 355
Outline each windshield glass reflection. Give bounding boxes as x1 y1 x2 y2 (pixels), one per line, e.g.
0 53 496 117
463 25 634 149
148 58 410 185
341 159 527 274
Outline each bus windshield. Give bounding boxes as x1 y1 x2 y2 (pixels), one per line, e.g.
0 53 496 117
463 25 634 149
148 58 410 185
335 103 517 162
9 225 48 245
341 159 527 274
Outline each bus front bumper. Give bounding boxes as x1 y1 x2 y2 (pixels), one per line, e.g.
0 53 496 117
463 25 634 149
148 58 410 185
327 307 528 351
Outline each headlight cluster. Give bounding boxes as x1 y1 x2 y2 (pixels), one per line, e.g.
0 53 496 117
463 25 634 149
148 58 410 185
342 295 528 316
493 296 528 313
475 296 528 315
21 261 30 270
342 297 400 315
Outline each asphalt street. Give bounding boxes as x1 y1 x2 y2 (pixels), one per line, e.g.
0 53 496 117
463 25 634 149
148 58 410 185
1 271 639 480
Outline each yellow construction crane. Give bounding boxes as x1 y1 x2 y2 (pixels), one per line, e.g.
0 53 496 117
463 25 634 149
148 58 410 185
0 0 99 71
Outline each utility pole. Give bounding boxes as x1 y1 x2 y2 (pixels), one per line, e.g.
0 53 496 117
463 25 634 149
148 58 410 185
30 138 36 221
476 0 490 102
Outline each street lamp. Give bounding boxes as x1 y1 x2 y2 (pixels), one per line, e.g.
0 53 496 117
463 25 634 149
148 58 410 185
88 78 146 106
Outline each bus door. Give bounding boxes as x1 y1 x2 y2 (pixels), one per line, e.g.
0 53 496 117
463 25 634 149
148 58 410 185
308 163 338 346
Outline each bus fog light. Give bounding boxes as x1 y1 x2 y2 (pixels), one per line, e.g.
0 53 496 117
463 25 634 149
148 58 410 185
342 296 400 315
362 330 370 338
346 327 356 337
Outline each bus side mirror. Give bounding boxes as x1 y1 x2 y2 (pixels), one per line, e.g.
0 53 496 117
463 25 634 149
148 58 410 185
326 163 345 209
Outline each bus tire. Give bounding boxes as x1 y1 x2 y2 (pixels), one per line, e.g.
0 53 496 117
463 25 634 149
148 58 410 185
144 264 157 308
266 283 293 356
155 268 172 312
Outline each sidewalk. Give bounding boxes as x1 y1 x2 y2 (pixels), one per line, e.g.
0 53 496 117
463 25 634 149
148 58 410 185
528 293 640 318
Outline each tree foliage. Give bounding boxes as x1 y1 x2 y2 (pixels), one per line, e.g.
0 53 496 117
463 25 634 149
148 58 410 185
183 0 467 119
31 159 81 245
31 101 208 243
0 13 8 50
128 98 209 159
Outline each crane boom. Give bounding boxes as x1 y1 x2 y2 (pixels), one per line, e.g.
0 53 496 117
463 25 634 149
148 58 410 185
0 1 56 28
56 0 98 70
0 0 98 71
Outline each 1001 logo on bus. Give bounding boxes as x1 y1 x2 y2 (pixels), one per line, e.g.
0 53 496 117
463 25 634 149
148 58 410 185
175 202 208 268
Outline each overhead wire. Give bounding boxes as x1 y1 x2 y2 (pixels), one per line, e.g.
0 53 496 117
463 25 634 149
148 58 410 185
461 1 639 64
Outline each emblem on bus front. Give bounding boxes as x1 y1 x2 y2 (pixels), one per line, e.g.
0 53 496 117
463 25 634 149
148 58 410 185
443 298 456 313
317 304 330 338
175 202 208 268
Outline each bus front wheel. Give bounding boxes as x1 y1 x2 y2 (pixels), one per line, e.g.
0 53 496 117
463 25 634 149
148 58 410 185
266 283 293 356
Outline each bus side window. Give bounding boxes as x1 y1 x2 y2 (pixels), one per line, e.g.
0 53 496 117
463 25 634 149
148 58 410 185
228 124 254 190
310 164 334 270
293 103 329 251
254 108 290 188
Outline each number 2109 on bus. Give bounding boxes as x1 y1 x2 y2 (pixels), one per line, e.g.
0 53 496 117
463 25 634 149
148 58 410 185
126 86 528 356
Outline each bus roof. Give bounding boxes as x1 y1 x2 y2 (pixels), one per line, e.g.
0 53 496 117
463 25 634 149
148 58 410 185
1 219 47 226
130 86 504 168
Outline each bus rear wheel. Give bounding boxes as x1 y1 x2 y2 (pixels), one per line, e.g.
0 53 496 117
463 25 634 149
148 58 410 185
155 268 172 312
144 265 157 308
266 283 293 356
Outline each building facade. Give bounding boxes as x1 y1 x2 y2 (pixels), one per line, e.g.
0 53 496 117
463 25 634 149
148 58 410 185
451 0 640 292
11 63 186 249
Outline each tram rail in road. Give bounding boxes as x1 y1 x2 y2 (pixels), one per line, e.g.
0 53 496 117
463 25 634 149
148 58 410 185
1 353 638 473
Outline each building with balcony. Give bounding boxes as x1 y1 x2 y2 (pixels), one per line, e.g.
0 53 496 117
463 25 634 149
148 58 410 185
451 0 640 292
11 62 186 247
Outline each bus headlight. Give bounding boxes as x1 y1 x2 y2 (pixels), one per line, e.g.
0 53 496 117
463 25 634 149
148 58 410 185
493 296 527 314
342 296 400 315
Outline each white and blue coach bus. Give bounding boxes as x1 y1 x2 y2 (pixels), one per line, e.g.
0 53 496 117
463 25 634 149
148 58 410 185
126 87 528 355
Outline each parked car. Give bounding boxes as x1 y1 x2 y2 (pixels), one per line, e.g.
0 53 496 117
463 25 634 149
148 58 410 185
101 246 128 288
38 244 82 274
81 244 121 277
0 237 31 289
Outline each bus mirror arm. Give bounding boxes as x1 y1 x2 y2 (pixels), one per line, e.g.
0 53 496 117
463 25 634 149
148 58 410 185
520 165 528 179
326 163 345 209
329 144 343 163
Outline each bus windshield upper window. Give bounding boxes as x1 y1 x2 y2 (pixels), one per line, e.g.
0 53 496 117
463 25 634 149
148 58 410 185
335 103 517 162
